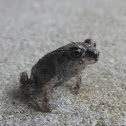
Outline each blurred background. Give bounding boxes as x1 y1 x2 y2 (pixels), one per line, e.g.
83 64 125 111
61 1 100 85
0 0 126 125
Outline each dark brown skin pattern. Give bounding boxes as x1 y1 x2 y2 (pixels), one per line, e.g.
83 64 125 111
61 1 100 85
20 39 100 112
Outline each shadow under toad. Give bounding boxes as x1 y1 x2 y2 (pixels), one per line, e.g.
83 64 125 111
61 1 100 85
10 83 42 112
10 81 80 112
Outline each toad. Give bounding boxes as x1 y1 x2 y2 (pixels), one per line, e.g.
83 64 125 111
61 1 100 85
20 39 100 112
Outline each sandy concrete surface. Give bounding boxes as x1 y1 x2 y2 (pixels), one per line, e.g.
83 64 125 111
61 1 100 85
0 0 126 125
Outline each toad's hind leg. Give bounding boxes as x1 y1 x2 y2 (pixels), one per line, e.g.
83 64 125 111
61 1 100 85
20 71 28 88
20 71 37 95
74 74 81 89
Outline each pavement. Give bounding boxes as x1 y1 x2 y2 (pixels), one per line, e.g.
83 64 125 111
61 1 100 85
0 0 126 125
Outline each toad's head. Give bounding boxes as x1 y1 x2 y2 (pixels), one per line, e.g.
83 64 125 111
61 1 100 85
57 39 100 74
67 39 100 66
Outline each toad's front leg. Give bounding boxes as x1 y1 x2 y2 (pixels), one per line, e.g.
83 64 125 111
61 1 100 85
38 76 58 112
74 74 82 90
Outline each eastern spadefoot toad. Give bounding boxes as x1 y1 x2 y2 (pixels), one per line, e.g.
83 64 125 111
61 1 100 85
20 39 100 112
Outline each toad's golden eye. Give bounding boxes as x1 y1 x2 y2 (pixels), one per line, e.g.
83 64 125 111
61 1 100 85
71 48 83 58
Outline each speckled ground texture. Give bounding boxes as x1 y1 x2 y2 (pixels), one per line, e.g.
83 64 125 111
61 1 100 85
0 0 126 126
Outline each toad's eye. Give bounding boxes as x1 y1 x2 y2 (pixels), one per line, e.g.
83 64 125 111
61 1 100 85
71 47 84 58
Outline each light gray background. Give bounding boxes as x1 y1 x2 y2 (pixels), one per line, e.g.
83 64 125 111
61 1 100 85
0 0 126 125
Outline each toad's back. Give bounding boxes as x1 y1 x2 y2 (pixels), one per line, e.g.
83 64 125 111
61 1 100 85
31 51 58 87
